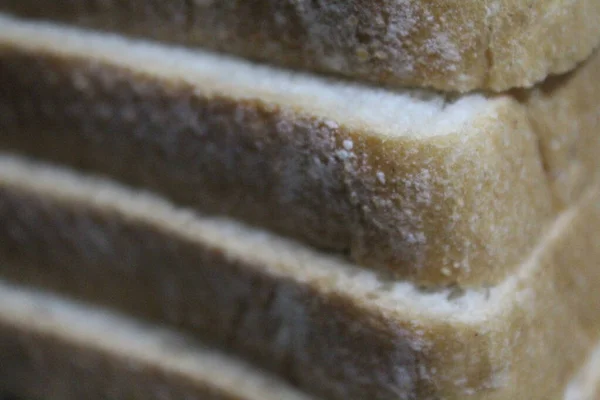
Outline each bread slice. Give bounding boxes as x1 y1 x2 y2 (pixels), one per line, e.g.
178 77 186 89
0 14 582 287
1 0 599 92
0 281 314 400
1 154 599 400
2 15 600 286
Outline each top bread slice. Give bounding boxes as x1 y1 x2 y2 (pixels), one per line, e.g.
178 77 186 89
0 281 315 400
2 15 599 287
1 153 600 400
1 0 599 92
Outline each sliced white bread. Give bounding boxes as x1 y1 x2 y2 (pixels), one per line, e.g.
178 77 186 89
7 15 600 286
2 15 600 286
1 275 598 400
1 278 599 400
1 153 599 400
0 0 599 92
0 281 314 400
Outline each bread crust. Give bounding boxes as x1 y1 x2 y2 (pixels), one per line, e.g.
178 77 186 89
515 51 600 206
0 27 557 287
1 16 598 287
0 283 314 400
0 155 599 400
1 0 599 92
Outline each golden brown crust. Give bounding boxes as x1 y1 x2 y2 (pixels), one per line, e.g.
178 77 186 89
0 157 599 400
1 0 599 92
0 45 555 287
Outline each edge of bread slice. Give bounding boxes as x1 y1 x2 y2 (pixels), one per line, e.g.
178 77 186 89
0 281 315 400
1 0 599 92
0 13 560 287
1 153 599 400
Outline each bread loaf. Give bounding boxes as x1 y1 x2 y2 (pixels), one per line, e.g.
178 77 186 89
0 0 598 92
1 154 599 400
1 14 586 287
2 15 600 286
0 281 314 400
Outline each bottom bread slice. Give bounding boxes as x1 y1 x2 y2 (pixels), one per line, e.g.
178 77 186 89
0 280 313 400
1 153 600 400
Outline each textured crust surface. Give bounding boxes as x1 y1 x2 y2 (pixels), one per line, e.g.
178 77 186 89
1 155 599 400
515 51 600 206
1 0 599 92
0 20 563 287
0 283 314 400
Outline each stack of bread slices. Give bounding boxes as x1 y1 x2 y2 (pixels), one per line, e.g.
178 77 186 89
0 2 599 399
